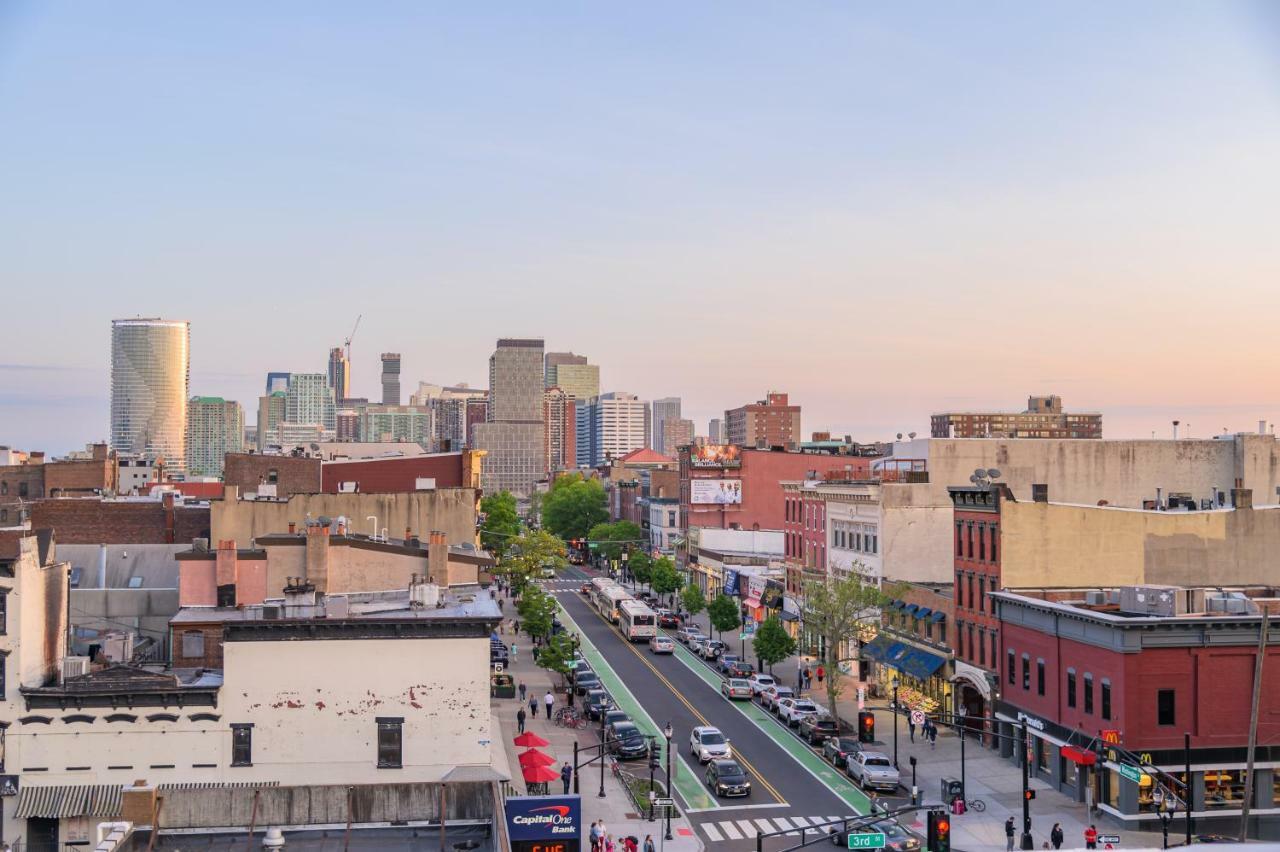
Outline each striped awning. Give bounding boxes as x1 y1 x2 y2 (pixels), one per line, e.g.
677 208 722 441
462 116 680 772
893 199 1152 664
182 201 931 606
159 781 280 791
15 784 122 819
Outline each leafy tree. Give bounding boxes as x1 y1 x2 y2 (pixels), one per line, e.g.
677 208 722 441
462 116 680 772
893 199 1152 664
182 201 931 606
707 593 742 640
517 584 558 639
587 520 644 564
681 584 707 631
500 529 567 596
649 556 683 606
752 615 796 674
535 631 578 677
628 550 654 590
803 567 895 718
525 490 544 529
542 474 608 541
479 491 521 559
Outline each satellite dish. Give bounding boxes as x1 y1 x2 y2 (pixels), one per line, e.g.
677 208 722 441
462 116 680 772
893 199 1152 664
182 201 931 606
897 433 903 440
969 475 979 483
974 468 987 478
987 468 1001 479
908 432 917 439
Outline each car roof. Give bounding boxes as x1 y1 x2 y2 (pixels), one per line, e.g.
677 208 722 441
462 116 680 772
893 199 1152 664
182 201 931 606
612 721 639 732
859 751 891 760
692 725 722 736
711 759 744 771
727 678 750 685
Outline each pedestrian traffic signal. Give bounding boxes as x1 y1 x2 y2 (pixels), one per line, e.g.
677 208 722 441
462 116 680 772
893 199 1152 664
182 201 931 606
649 740 662 769
1023 789 1036 801
858 711 876 743
926 811 950 852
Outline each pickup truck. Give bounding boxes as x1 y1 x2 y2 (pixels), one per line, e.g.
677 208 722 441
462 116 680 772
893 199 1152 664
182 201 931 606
845 750 900 792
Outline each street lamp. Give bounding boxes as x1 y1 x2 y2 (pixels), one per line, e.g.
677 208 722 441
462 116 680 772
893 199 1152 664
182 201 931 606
663 722 674 841
892 677 900 769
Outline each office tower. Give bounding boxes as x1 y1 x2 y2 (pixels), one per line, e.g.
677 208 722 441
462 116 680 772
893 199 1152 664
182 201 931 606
708 418 723 444
359 405 433 449
266 372 290 395
381 353 402 405
544 351 599 401
285 373 336 432
328 348 350 402
651 397 682 453
110 318 191 474
256 392 287 450
409 383 487 451
472 339 546 495
544 351 585 387
544 387 577 474
465 397 489 448
724 391 800 447
186 397 244 478
661 418 694 456
930 394 1103 439
575 401 593 467
335 408 360 442
586 392 649 466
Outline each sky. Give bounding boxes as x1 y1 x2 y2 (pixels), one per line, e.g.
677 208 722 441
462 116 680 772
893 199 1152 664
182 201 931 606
2 2 1280 453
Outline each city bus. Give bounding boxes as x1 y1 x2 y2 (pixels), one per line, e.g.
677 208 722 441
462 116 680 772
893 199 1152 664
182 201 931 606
617 599 658 641
596 585 633 624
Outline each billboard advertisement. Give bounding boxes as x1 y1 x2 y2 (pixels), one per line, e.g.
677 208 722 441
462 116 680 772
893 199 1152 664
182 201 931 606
506 795 582 852
691 479 743 505
689 444 741 468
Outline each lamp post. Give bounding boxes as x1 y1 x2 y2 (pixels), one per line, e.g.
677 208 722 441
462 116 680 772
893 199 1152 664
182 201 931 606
892 678 900 769
1020 719 1033 850
598 699 608 798
664 722 674 841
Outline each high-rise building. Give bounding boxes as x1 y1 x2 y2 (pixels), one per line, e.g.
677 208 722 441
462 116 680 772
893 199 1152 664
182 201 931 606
381 353 402 405
661 418 694 456
544 352 600 401
110 318 191 474
586 392 649 466
544 387 577 475
328 348 350 402
409 383 487 451
359 404 433 449
266 372 290 395
651 397 682 454
708 418 723 444
472 338 546 495
724 392 800 448
285 373 336 432
256 392 287 450
575 402 593 468
930 395 1103 439
186 397 244 478
335 408 361 442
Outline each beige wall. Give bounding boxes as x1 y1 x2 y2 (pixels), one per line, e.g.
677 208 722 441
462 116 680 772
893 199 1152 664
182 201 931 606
14 539 68 689
1001 501 1280 588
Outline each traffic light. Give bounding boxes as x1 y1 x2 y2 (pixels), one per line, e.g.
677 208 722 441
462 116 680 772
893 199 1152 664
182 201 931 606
926 810 951 852
649 739 662 770
858 711 876 743
1023 789 1037 801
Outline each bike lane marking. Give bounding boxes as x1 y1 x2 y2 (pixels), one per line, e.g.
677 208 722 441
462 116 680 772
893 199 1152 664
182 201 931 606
667 637 874 814
556 602 719 811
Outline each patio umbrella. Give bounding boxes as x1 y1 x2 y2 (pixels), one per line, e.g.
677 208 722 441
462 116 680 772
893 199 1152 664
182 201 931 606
522 764 561 784
513 731 550 748
519 749 557 768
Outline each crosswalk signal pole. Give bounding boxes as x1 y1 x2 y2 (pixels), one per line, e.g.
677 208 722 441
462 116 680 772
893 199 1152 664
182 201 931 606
664 722 674 841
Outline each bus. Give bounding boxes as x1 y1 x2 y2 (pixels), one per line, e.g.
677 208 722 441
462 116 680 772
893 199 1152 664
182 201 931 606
618 599 658 641
596 586 633 624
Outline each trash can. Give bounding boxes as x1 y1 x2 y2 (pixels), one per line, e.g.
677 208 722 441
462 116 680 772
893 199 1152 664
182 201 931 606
941 777 964 804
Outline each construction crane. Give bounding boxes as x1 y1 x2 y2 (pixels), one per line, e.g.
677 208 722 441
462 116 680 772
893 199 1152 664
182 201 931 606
344 314 362 362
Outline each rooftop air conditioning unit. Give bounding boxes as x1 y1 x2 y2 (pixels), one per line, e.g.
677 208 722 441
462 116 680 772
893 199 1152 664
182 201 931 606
1207 595 1227 612
410 582 441 609
338 481 359 493
262 605 281 621
62 656 91 682
1084 590 1106 606
1225 598 1249 614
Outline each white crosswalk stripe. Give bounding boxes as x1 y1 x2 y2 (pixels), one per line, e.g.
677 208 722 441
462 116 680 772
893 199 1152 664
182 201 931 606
718 822 742 840
735 820 758 837
699 816 862 844
770 817 796 834
753 819 775 834
701 823 724 842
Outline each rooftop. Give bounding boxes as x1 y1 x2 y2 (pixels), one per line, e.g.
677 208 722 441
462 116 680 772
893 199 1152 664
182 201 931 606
171 586 502 625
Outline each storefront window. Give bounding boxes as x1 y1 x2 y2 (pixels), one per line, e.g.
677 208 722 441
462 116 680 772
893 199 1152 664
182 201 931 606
1037 739 1051 773
1061 755 1079 788
1204 770 1248 810
1137 774 1157 813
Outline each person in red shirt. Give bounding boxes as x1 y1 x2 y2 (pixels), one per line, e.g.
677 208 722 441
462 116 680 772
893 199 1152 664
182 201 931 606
1084 824 1098 849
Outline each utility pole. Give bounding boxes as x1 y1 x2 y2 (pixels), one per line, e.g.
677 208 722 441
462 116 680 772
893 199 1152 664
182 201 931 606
1020 719 1033 850
1240 609 1269 841
1185 732 1193 847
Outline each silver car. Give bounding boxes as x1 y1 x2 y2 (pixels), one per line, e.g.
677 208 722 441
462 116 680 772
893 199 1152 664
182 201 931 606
845 751 900 792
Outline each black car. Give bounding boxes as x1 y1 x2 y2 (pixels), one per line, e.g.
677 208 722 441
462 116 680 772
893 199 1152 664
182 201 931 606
607 722 649 760
727 661 755 678
657 612 681 629
571 665 594 684
822 736 862 769
705 759 751 797
799 716 840 744
602 709 630 729
584 689 612 720
828 821 920 851
574 673 602 695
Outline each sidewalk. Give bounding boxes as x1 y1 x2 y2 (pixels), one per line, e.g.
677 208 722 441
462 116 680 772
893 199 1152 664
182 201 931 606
491 615 703 852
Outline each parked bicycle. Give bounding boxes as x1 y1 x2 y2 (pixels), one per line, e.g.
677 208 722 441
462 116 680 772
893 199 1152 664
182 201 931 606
965 797 986 812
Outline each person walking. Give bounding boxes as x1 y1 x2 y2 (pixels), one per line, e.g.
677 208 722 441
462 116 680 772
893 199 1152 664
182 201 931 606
561 762 573 794
519 682 527 702
512 642 519 663
517 707 527 734
816 665 825 684
908 716 917 743
1005 817 1016 852
530 695 539 719
643 836 654 852
928 720 938 749
1084 824 1098 849
1050 823 1064 850
590 822 602 852
544 690 555 717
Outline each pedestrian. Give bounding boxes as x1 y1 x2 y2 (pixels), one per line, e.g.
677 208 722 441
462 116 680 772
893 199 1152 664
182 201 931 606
1050 823 1064 850
590 822 602 852
624 836 637 852
928 720 938 749
561 762 573 794
530 695 539 719
605 835 615 852
545 690 555 716
1084 824 1098 850
1005 816 1016 852
644 835 655 852
517 707 527 734
908 717 916 743
512 642 519 663
519 682 527 702
1042 843 1051 850
816 665 825 684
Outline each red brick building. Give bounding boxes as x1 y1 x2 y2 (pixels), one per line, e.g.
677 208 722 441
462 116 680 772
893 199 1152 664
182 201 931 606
31 493 211 544
223 453 322 498
320 451 481 493
724 392 801 448
0 444 118 525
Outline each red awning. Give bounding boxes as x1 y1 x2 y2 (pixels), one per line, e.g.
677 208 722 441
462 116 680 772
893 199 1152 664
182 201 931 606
743 597 762 609
1061 746 1098 766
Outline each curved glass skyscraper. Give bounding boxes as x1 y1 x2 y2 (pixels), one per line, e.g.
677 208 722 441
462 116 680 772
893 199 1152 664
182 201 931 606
110 318 191 474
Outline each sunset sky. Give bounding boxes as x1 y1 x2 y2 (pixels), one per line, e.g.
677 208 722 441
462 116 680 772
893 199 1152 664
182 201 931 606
3 2 1280 452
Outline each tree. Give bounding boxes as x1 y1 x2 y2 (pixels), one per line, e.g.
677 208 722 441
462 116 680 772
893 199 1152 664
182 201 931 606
681 584 707 631
707 593 742 641
542 474 608 541
649 556 683 606
752 615 796 674
628 550 654 590
479 491 521 559
500 529 567 596
587 520 644 564
802 567 895 719
517 584 558 639
535 631 578 677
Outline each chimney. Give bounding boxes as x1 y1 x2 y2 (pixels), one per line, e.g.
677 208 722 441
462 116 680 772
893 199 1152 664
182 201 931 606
215 539 238 587
428 530 448 585
29 451 45 465
1031 484 1048 503
92 442 109 461
235 557 267 606
1232 487 1253 510
288 521 296 534
120 782 158 827
1156 487 1163 510
406 526 412 542
1261 420 1268 436
179 555 217 607
305 523 330 592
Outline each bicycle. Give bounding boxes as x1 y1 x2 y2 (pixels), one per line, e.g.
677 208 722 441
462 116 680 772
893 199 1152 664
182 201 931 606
965 798 986 812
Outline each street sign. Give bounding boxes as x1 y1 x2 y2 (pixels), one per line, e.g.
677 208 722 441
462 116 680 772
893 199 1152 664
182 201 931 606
847 833 887 849
652 797 675 807
1118 765 1142 784
1098 836 1120 845
910 710 925 726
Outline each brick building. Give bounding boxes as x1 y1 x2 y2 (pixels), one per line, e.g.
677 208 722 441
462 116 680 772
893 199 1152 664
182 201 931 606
320 451 482 493
724 391 801 448
1 444 118 525
948 484 1009 729
223 453 322 498
30 493 211 544
931 394 1102 439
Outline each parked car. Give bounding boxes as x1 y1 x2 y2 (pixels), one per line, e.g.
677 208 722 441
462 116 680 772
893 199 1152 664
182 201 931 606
727 661 755 678
676 626 705 645
717 654 741 674
776 697 821 727
799 715 840 744
584 689 613 720
689 726 732 763
759 685 796 712
822 736 863 768
649 636 675 655
573 672 602 695
720 678 753 701
705 759 751 798
699 640 727 660
657 611 681 629
608 721 650 760
602 709 630 729
846 751 900 792
828 821 920 851
747 673 777 695
688 637 709 656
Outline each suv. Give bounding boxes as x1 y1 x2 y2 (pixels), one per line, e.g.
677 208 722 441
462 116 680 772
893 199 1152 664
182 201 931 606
699 640 727 660
747 673 777 695
689 726 732 763
799 715 840 744
705 759 751 798
676 626 705 645
760 685 796 712
822 736 862 768
777 697 821 727
846 751 900 792
688 637 709 656
717 654 741 674
584 689 612 720
608 722 649 760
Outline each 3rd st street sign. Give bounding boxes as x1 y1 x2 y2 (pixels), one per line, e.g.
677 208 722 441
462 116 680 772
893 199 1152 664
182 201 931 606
847 833 887 849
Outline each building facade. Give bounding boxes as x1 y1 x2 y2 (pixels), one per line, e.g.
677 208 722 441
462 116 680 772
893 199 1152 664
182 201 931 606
357 404 433 448
185 397 244 478
327 347 350 401
587 392 649 466
543 387 577 474
472 339 545 496
708 418 723 444
724 392 800 448
931 394 1102 439
544 352 599 401
651 397 682 454
661 418 694 457
284 373 336 433
380 352 401 405
110 318 191 475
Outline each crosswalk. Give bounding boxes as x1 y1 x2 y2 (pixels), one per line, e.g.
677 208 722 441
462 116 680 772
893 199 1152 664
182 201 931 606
698 815 853 843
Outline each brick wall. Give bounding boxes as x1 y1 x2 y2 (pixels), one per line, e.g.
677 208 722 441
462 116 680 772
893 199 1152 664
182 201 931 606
46 457 117 496
224 453 322 497
172 623 225 668
320 454 466 493
30 498 211 544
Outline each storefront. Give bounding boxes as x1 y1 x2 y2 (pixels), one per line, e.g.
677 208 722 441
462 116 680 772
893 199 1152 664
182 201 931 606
861 633 950 714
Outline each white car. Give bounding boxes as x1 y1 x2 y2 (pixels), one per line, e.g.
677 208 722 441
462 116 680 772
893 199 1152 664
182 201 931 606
747 673 777 695
689 726 732 763
776 697 821 727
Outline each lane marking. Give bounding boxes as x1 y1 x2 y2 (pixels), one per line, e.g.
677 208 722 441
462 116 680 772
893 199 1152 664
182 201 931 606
753 818 775 834
735 820 758 836
771 817 795 831
718 822 742 840
701 823 724 842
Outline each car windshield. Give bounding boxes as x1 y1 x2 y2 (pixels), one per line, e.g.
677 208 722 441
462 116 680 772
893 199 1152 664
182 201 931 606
718 766 745 780
795 702 817 711
815 720 838 729
755 676 774 683
729 680 749 688
699 732 726 745
864 757 892 767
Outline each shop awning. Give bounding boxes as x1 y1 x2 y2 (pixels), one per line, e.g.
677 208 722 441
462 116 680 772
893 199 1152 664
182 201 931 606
15 784 122 819
1061 746 1098 766
779 609 800 622
903 604 919 615
889 600 906 609
930 611 946 623
880 642 948 681
860 634 898 662
743 597 762 609
915 607 933 619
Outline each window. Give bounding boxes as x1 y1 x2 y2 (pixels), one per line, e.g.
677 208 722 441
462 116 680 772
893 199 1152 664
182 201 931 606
1101 678 1112 720
0 482 6 495
968 623 975 660
1022 653 1030 690
978 525 986 561
181 631 205 658
0 654 5 701
978 628 986 666
1067 669 1077 708
0 595 6 635
1083 674 1094 714
17 483 27 498
267 468 279 484
1008 650 1016 684
925 619 934 640
967 574 974 611
1157 689 1175 726
956 523 963 556
231 724 253 766
940 622 947 645
956 572 965 607
1204 770 1248 810
956 621 965 657
378 717 403 768
990 527 998 562
667 511 675 527
966 524 974 558
978 576 986 613
990 631 997 666
1037 659 1045 696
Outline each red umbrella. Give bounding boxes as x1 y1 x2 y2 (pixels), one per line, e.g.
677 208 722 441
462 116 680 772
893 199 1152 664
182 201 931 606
513 731 550 748
523 764 561 784
519 749 556 768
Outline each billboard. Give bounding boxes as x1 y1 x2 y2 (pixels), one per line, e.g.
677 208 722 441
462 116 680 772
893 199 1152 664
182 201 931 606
506 795 582 852
691 479 743 505
689 444 741 468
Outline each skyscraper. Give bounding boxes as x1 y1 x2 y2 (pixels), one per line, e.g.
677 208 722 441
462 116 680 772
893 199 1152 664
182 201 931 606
472 338 546 495
708 418 723 444
661 418 694 455
651 397 682 454
544 351 599 401
381 353 401 405
256 392 286 450
328 347 350 402
110 318 191 474
186 397 244 478
544 387 577 475
285 373 336 432
585 392 649 466
265 372 290 395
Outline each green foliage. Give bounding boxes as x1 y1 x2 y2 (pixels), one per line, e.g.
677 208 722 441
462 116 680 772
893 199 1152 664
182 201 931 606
802 566 893 717
587 520 644 563
681 584 707 624
542 474 609 541
628 551 654 588
517 585 558 639
649 556 683 604
707 593 742 639
752 615 797 673
479 491 521 559
499 529 567 595
535 630 578 676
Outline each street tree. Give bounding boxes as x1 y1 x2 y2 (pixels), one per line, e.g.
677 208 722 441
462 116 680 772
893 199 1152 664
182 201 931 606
479 491 520 559
802 566 895 719
517 585 558 640
500 529 567 596
535 631 578 677
542 474 608 541
628 550 654 590
707 593 742 641
752 615 796 674
681 584 707 632
649 556 683 607
587 520 643 564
